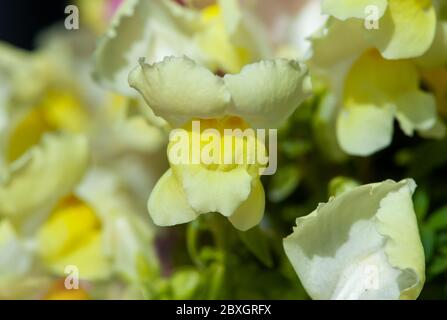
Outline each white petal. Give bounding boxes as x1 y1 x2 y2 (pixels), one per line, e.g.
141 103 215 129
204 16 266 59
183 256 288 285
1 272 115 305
129 56 231 126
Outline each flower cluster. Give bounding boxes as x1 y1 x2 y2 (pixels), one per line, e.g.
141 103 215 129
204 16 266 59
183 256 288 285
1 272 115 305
1 0 447 300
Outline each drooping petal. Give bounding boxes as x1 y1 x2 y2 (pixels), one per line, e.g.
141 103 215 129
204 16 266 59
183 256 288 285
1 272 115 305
147 169 199 226
336 106 394 156
223 59 310 128
228 178 265 231
322 0 387 20
367 0 437 59
283 179 425 300
0 133 89 217
94 0 202 95
395 91 437 136
129 56 231 126
172 164 253 217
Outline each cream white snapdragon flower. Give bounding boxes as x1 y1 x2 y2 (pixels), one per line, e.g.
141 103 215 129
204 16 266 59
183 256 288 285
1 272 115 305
0 39 90 217
129 56 310 230
306 0 446 156
94 0 271 96
284 179 425 300
0 31 166 217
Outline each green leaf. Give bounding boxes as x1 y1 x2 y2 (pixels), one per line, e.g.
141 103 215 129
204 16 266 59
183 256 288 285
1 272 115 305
428 255 447 277
408 139 447 178
204 263 225 299
237 227 273 268
421 226 436 262
170 269 201 299
328 176 359 197
427 205 447 231
280 140 312 159
268 165 301 203
413 188 430 222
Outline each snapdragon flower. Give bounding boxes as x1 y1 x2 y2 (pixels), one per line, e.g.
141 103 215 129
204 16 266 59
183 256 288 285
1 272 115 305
94 0 270 95
284 179 425 300
37 169 158 282
129 56 310 230
306 0 446 156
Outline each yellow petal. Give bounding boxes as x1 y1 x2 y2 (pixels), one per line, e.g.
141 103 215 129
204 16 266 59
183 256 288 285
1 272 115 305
344 50 419 107
172 164 252 217
336 106 394 156
148 169 199 226
37 196 110 280
228 179 265 231
367 0 437 59
45 231 110 280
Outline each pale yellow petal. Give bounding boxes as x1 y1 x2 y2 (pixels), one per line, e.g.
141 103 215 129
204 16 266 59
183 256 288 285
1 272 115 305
0 133 89 217
172 164 252 217
368 0 437 59
224 59 310 128
228 179 265 231
148 169 199 226
395 91 437 136
336 106 394 156
129 56 231 126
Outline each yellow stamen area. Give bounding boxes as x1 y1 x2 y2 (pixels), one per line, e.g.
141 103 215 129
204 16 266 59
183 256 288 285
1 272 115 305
168 117 267 176
37 195 101 263
343 49 418 108
7 89 87 162
200 3 221 23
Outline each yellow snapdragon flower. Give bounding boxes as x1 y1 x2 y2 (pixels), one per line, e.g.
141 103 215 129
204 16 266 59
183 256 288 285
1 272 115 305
308 0 446 156
37 168 158 282
129 56 310 230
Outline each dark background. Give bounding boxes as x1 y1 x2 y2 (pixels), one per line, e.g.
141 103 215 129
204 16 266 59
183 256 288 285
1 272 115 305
0 0 68 49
